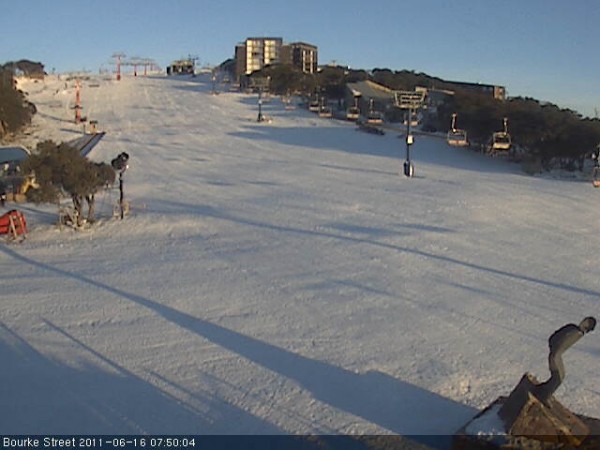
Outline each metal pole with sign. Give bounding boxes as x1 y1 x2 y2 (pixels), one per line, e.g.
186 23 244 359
394 91 425 178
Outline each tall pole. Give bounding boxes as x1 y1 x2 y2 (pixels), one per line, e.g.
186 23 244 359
74 79 82 124
394 90 422 178
257 89 263 122
112 52 125 81
404 107 414 177
119 171 124 220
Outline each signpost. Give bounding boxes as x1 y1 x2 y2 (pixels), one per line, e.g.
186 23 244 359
393 91 425 178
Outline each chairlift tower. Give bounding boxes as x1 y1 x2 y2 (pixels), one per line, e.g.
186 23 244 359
394 91 425 178
128 57 144 77
142 59 152 76
112 52 126 81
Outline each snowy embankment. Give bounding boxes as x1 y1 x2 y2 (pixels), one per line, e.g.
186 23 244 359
1 74 598 442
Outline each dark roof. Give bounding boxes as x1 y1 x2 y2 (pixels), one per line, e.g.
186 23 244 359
288 42 318 49
0 146 29 165
445 80 504 90
66 132 106 157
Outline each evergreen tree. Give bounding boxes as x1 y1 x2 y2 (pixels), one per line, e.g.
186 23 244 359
0 65 35 138
22 141 115 225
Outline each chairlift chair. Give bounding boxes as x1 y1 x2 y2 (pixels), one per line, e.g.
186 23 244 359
347 97 360 121
346 106 360 121
318 106 333 118
308 100 320 112
366 111 384 124
491 132 512 150
489 117 512 153
447 129 469 147
446 113 468 147
366 98 384 124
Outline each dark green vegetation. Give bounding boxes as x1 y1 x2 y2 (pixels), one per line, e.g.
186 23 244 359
22 140 115 225
0 60 42 139
437 91 600 167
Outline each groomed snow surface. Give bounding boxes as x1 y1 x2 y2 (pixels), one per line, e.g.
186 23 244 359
1 74 598 446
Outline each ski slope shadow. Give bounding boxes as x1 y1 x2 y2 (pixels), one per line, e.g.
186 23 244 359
229 124 513 175
135 302 478 447
2 246 475 448
150 200 600 301
0 318 279 435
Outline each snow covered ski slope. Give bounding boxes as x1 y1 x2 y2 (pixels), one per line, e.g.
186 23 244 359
1 74 598 441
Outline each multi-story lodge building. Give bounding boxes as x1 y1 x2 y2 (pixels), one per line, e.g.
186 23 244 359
282 42 318 74
234 37 318 82
237 37 283 76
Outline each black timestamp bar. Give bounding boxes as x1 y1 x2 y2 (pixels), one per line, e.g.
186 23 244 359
3 436 437 450
103 437 196 448
1 437 197 449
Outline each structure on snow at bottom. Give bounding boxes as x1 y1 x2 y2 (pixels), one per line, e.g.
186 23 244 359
453 317 599 449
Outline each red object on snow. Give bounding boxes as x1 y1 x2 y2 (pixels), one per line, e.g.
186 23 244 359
0 209 27 237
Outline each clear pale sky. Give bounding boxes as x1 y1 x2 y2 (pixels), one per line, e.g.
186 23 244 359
1 0 598 117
